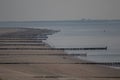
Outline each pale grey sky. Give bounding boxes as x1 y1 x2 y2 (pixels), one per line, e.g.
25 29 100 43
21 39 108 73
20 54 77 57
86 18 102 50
0 0 120 21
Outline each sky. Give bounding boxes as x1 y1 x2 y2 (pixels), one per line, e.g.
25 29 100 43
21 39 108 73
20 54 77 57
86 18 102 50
0 0 120 21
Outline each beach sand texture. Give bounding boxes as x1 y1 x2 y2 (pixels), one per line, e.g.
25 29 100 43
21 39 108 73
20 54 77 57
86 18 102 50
0 28 120 80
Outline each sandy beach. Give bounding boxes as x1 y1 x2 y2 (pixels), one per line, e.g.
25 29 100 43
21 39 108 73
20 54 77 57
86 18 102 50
0 28 120 80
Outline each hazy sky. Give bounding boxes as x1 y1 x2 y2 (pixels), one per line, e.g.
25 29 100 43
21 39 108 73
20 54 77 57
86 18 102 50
0 0 120 21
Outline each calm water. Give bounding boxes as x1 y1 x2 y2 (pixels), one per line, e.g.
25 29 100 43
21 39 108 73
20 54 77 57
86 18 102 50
1 20 120 63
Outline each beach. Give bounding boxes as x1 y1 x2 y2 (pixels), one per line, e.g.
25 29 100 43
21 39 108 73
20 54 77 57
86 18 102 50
0 28 120 80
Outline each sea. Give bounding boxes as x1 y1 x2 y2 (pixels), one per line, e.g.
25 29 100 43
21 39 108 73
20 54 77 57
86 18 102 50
0 20 120 67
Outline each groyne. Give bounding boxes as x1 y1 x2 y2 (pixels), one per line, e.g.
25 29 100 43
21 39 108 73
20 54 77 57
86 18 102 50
0 47 107 50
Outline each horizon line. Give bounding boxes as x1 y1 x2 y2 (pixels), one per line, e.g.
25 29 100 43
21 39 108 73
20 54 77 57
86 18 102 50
0 19 120 22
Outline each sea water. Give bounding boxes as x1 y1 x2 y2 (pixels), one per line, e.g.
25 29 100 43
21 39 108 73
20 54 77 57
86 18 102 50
0 20 120 64
38 21 120 63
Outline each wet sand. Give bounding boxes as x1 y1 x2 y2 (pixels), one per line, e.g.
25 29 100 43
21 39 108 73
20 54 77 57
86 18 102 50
0 28 120 80
0 28 25 35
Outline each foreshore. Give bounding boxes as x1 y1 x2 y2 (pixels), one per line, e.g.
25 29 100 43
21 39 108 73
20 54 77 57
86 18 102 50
0 28 120 80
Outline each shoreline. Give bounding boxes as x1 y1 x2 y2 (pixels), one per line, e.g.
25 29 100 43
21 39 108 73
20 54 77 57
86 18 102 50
45 33 119 69
0 28 120 80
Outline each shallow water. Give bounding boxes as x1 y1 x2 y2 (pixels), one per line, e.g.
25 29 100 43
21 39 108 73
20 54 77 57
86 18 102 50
44 21 120 63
